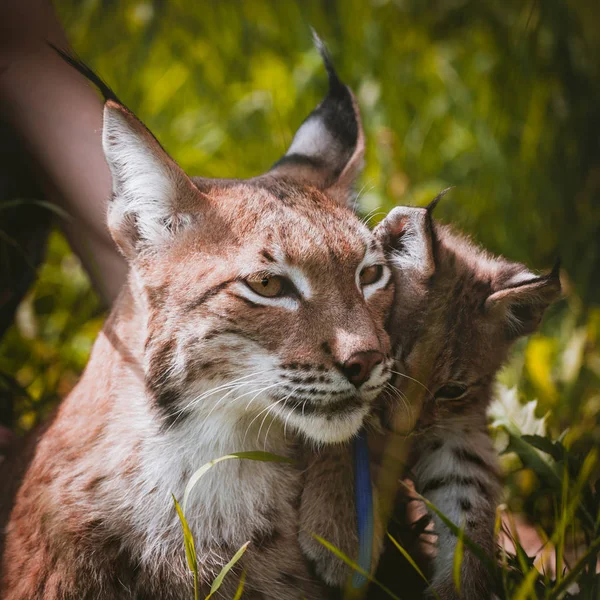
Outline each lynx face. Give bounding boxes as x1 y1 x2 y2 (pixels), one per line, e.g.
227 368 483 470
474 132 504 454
101 51 394 444
139 180 394 443
378 205 561 421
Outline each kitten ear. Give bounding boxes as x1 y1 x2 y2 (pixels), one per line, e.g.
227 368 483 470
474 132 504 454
485 261 561 339
374 206 436 279
266 33 364 206
103 100 204 259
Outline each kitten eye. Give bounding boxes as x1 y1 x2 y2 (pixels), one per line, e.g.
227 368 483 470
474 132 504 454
246 275 286 298
435 383 468 400
360 264 384 286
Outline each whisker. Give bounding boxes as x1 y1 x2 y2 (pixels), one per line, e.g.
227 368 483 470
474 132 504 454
187 370 274 406
165 381 257 431
172 369 275 417
389 369 435 400
359 202 382 225
198 380 272 429
240 383 286 444
277 385 303 441
352 182 375 213
259 398 287 450
363 211 388 227
242 382 282 413
384 382 414 424
243 393 283 446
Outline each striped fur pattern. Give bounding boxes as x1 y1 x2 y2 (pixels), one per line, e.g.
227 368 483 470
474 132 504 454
300 205 560 599
372 209 561 599
0 45 395 598
386 216 560 599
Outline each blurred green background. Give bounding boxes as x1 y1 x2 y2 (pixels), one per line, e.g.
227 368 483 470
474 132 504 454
1 0 599 479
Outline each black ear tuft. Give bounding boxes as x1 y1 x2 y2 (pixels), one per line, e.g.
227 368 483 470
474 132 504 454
426 186 454 215
310 29 347 99
49 42 122 105
264 31 364 206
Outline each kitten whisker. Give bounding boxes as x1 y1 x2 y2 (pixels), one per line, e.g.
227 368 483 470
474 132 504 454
278 385 303 440
363 211 388 227
385 382 414 427
359 202 382 225
165 380 262 431
389 369 435 400
352 181 375 213
241 382 283 414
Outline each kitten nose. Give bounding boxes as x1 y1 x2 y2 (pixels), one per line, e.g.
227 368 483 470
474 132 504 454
341 351 384 387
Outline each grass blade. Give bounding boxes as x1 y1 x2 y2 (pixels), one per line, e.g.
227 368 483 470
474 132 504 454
311 533 402 600
172 495 199 600
232 570 247 600
0 198 73 221
206 541 250 599
183 451 293 512
453 524 464 596
400 481 497 575
387 533 441 599
548 535 600 599
386 533 430 587
512 566 540 600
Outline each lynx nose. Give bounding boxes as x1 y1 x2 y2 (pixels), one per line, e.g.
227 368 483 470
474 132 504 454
341 351 384 387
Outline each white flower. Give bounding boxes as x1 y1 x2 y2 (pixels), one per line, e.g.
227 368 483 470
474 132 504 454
488 384 548 452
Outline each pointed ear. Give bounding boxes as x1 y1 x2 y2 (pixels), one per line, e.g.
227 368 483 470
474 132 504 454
485 262 562 339
374 206 436 279
102 101 203 259
266 34 364 206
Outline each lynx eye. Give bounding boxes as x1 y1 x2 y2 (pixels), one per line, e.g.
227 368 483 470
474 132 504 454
360 264 384 286
245 275 286 298
435 383 468 400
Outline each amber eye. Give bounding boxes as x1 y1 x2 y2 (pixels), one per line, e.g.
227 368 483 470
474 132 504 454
360 264 384 286
246 275 286 298
435 383 468 400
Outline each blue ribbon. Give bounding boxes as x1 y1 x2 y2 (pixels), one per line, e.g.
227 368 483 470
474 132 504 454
352 428 373 588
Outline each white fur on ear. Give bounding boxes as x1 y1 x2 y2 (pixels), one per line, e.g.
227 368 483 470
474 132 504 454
102 102 191 255
376 207 435 278
287 117 332 158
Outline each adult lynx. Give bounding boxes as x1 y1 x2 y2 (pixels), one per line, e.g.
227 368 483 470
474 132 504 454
0 46 399 599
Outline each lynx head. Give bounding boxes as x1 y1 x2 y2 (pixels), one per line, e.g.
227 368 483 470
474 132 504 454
101 46 395 444
376 197 561 424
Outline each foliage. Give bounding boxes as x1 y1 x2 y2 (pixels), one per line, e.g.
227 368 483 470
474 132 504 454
493 436 599 598
1 0 598 597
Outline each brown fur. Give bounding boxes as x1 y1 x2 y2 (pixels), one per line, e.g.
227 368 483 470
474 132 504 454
300 205 560 600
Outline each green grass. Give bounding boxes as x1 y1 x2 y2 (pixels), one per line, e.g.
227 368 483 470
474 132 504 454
171 430 599 599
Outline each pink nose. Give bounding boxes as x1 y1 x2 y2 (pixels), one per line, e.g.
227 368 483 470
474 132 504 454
341 351 384 387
